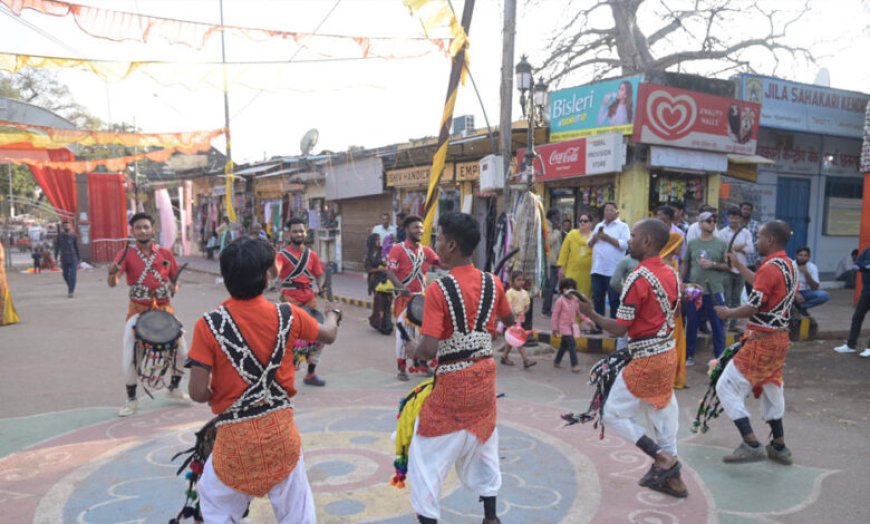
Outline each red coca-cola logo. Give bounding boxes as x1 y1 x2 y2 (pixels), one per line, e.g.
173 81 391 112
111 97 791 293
645 90 697 139
549 147 580 165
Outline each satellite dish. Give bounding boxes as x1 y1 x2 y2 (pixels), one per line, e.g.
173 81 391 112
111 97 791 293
300 129 319 156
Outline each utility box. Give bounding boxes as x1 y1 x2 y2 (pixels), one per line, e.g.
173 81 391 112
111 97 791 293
479 154 505 192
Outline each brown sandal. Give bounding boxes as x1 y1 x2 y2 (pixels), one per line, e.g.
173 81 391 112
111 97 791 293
500 357 515 366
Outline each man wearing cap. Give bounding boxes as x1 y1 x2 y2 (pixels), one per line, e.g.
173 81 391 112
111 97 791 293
682 210 728 365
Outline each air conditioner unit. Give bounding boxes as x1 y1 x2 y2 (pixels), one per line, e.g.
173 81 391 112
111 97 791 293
479 154 505 192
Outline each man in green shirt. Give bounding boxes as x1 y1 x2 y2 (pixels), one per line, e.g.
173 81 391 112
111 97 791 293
682 211 728 365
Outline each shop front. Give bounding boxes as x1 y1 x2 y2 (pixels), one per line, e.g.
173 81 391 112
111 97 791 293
325 155 386 272
737 75 869 270
519 132 625 224
632 82 763 222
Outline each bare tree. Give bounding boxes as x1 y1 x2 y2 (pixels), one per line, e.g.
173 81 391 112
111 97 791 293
536 0 814 86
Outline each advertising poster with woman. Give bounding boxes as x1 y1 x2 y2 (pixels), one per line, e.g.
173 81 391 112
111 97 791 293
549 76 642 142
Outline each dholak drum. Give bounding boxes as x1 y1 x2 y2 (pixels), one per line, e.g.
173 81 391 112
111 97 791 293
294 306 324 368
134 310 183 351
405 295 425 327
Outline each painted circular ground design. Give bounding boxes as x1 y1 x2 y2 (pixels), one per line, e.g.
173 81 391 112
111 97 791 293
0 390 711 523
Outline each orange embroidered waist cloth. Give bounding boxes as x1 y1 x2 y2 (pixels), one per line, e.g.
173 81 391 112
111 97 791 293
732 329 790 394
621 348 677 409
417 358 497 441
212 408 302 497
127 300 173 320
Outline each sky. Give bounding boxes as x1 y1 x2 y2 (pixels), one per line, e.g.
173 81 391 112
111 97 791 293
1 0 868 164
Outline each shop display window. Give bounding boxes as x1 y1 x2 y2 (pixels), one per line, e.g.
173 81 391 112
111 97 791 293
823 177 862 236
650 173 707 219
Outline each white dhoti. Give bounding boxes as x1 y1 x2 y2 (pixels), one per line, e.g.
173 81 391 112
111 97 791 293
198 452 316 524
602 373 679 456
122 313 188 387
408 420 501 520
716 360 785 422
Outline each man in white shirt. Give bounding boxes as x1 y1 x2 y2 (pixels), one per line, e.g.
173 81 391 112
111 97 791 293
372 212 397 244
587 202 630 325
795 246 829 315
717 207 754 331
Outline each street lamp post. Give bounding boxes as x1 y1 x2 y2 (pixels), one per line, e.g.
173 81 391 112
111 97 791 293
514 55 548 185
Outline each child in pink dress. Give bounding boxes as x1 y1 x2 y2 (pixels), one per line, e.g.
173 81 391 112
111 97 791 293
551 278 591 373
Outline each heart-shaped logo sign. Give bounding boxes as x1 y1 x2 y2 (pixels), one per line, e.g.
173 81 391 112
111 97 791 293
645 90 698 140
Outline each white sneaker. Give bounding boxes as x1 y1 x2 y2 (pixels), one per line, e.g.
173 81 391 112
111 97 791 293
859 348 870 358
833 343 856 354
118 399 139 417
166 388 189 401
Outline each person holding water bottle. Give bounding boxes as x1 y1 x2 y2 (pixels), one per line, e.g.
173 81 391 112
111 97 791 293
682 210 729 365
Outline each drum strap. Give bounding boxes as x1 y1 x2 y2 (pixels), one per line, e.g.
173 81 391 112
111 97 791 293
280 247 313 288
400 243 425 289
203 303 294 425
435 272 496 371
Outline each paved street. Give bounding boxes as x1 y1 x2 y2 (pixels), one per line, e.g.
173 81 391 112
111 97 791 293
1 263 869 523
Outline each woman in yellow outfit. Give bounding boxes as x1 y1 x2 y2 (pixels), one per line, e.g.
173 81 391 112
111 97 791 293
1 242 21 326
557 212 594 297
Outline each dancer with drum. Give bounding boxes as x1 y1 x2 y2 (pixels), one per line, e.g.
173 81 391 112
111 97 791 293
576 219 688 498
387 214 441 381
713 220 799 465
108 212 188 417
186 237 342 523
272 217 328 387
404 212 513 524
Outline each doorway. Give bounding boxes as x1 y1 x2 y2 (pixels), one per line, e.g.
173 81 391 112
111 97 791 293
775 177 811 257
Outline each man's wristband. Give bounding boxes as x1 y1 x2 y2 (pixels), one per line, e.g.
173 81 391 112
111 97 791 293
329 309 343 325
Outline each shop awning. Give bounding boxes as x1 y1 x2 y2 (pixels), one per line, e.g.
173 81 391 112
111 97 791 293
725 154 775 183
233 162 280 176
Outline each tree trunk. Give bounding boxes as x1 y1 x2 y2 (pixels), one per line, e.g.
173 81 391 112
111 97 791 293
609 0 654 74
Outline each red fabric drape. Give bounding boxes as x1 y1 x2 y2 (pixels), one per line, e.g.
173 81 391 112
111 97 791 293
26 147 77 218
87 172 128 263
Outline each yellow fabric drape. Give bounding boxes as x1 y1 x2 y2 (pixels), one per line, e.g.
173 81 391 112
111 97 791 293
661 231 686 389
0 243 21 326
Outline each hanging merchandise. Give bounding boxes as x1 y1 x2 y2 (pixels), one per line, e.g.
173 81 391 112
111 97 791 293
505 192 547 296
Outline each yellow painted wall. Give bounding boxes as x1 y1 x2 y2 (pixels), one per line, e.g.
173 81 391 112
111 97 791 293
616 163 650 225
707 173 721 208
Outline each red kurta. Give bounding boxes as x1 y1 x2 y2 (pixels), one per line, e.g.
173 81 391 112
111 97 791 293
417 265 511 441
616 256 679 409
276 245 324 305
733 250 796 391
388 240 440 316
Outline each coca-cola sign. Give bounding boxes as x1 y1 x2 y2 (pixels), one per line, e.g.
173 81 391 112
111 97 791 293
518 133 624 181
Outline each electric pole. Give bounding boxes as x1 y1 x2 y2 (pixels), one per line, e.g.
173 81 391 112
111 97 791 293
499 0 517 205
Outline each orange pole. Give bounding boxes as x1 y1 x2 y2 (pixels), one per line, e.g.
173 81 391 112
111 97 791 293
856 172 870 303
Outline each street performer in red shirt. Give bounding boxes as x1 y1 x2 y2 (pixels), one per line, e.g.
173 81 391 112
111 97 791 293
271 217 328 387
108 212 188 417
405 212 513 524
577 218 688 498
387 214 441 380
187 237 341 523
714 220 798 465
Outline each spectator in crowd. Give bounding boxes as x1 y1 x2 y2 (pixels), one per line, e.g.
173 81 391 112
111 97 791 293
395 212 407 243
31 243 43 273
557 211 594 299
794 247 829 315
561 218 572 240
655 205 686 260
609 253 639 348
682 211 728 365
542 209 562 316
834 249 859 289
372 212 397 243
206 232 219 260
717 207 754 332
685 205 716 244
588 202 630 329
54 220 80 298
217 216 232 253
668 200 689 234
834 246 870 357
365 233 393 335
249 222 269 241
